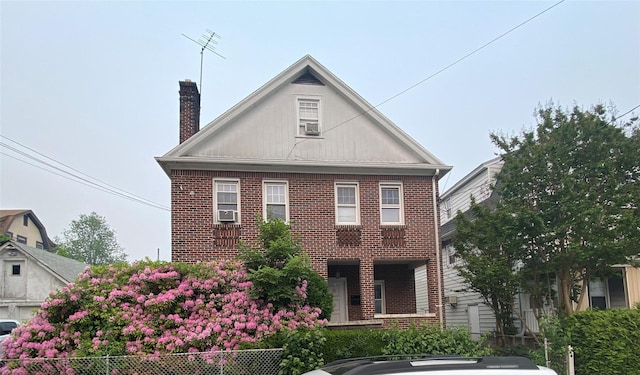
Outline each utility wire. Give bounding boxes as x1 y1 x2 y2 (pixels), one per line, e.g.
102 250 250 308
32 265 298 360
0 136 170 211
288 0 566 159
329 0 566 133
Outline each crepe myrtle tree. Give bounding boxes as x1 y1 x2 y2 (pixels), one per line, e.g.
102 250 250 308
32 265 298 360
455 103 639 322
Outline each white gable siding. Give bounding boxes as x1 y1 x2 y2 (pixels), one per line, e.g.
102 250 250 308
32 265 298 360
440 159 502 225
440 170 490 225
189 82 423 164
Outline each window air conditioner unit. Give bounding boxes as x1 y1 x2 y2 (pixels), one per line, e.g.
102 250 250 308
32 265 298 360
446 295 458 306
304 122 320 135
218 210 237 222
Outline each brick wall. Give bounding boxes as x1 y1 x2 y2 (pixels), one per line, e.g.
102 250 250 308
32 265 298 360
170 169 443 321
179 81 200 144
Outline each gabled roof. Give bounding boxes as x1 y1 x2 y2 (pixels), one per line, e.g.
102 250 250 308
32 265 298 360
0 241 88 283
157 55 451 177
440 157 503 199
0 209 56 251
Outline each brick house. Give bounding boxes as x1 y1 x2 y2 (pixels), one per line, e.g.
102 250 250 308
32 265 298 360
156 55 451 327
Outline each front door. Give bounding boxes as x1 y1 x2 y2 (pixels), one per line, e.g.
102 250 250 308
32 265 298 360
328 278 348 323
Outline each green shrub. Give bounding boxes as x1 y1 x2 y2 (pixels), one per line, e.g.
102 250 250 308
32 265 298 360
564 309 640 375
323 329 386 362
531 309 640 375
279 327 326 375
380 324 492 357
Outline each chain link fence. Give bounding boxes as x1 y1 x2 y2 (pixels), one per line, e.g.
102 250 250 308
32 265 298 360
0 348 283 375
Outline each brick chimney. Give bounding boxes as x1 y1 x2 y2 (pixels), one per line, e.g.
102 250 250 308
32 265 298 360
179 80 200 144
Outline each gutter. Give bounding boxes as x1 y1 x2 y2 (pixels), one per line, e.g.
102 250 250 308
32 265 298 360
432 169 444 328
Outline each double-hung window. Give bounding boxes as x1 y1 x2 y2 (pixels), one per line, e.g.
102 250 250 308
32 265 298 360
335 182 359 225
443 197 452 220
297 97 321 136
16 235 27 244
379 183 404 224
263 181 289 222
214 180 239 223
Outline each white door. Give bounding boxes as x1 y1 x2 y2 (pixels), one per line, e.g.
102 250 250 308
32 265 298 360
468 304 480 340
328 278 348 323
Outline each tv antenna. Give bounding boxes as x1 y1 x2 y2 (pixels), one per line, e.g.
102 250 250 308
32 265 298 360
182 29 226 97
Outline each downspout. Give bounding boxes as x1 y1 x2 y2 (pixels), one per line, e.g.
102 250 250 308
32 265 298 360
432 169 444 328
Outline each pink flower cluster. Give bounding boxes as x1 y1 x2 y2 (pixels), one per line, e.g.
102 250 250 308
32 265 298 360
0 260 326 374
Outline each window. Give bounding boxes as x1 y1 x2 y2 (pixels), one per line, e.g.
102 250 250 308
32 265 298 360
379 183 403 224
297 98 321 136
443 197 452 219
36 241 44 249
16 235 27 244
5 232 13 239
12 264 21 276
23 215 28 226
214 180 240 222
335 182 359 224
447 245 457 265
374 281 386 314
263 181 289 222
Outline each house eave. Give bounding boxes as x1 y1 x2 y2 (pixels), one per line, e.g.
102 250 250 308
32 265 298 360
156 156 452 177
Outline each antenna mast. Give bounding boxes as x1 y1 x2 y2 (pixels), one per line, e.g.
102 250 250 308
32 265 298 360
182 29 226 97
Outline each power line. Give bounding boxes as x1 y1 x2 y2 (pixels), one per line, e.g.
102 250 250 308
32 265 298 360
0 136 170 211
332 0 567 132
288 0 566 159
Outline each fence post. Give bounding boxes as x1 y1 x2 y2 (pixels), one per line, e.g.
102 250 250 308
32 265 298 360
566 345 575 375
106 354 110 375
544 338 550 368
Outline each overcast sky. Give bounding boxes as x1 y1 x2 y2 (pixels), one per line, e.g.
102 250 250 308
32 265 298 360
1 1 638 262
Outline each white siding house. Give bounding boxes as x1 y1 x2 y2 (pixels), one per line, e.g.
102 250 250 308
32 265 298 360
0 241 88 322
440 157 504 336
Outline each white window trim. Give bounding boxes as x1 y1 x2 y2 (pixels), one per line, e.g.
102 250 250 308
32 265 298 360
213 179 241 224
447 245 457 266
379 182 404 225
443 197 452 220
335 181 360 225
374 280 386 314
295 96 322 137
263 180 290 223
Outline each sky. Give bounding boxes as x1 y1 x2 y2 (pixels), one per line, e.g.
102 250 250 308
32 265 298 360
1 1 639 262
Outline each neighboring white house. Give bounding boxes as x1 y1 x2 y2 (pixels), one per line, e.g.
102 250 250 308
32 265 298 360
440 157 640 337
0 240 88 322
439 157 503 338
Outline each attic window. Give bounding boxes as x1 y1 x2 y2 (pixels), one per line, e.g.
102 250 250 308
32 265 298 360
292 69 324 85
23 215 28 226
297 98 321 136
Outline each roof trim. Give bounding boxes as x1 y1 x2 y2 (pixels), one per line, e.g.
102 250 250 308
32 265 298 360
0 241 88 284
159 55 451 176
440 156 503 198
156 156 450 176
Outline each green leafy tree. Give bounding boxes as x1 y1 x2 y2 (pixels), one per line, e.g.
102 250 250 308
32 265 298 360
489 103 640 315
453 199 531 339
0 233 11 245
238 219 333 319
55 212 126 265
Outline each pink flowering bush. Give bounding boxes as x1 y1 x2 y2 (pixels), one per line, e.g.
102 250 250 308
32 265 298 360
0 259 326 370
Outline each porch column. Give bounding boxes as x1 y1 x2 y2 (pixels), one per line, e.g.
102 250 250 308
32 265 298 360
360 258 375 320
